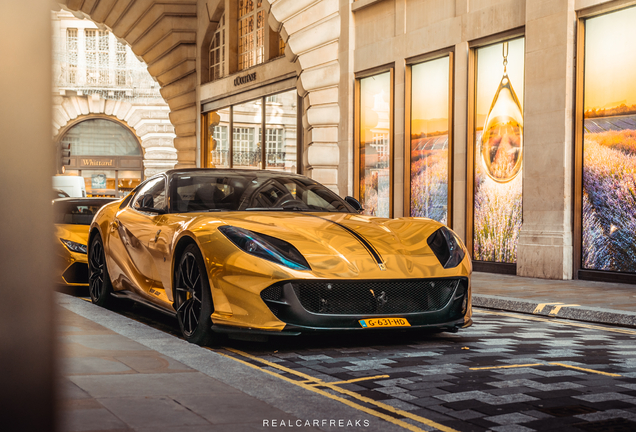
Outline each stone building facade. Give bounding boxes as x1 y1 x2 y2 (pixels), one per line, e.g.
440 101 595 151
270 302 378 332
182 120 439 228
54 0 636 284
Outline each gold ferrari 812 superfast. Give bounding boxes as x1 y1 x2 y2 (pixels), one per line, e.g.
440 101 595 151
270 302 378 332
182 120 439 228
89 169 472 345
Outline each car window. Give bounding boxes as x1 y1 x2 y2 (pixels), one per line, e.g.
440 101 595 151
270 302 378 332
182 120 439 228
53 199 118 225
172 172 352 213
132 177 166 212
174 175 238 212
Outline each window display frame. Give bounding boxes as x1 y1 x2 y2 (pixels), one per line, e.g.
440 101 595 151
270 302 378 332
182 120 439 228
574 4 636 285
467 28 525 275
354 65 395 218
200 87 302 174
404 48 455 227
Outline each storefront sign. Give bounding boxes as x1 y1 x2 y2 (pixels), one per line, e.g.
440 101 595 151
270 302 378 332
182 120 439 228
80 158 115 168
234 72 257 86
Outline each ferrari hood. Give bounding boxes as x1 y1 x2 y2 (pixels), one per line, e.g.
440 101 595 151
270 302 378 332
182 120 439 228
55 223 90 246
204 212 464 279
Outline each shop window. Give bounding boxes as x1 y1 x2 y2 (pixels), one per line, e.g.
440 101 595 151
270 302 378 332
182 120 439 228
209 13 226 81
238 0 265 70
233 98 262 169
66 29 77 84
202 108 230 168
201 89 299 173
61 119 142 156
578 6 636 275
265 89 297 172
471 37 525 264
408 55 452 225
356 71 393 218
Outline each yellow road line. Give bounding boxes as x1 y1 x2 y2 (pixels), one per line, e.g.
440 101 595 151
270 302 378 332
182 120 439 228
209 349 434 432
470 362 621 377
475 309 636 335
470 363 542 371
549 362 622 377
222 347 459 432
533 303 563 314
308 374 390 386
549 304 580 315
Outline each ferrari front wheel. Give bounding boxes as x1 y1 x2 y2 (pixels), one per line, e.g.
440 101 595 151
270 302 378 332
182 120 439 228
174 244 214 346
88 234 113 307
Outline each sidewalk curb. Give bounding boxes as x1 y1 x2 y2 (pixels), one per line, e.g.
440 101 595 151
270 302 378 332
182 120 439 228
473 294 636 328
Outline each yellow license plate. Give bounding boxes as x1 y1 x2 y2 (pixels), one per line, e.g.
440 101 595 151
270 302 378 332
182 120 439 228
359 317 411 328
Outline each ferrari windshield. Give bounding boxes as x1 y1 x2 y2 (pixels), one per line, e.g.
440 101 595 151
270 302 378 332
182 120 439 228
53 198 118 225
172 172 353 213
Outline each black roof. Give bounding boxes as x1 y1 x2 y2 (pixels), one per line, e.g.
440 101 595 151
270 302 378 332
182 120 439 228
161 168 307 179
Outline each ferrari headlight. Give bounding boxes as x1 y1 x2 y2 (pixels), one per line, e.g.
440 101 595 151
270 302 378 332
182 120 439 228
219 226 311 271
60 238 87 254
426 227 465 269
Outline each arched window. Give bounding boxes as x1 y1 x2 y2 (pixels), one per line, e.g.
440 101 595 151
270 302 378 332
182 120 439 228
60 119 142 156
238 0 265 70
209 13 226 81
58 118 143 197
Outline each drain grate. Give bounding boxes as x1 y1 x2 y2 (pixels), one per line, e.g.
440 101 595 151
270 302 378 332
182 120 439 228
537 405 597 417
575 418 636 432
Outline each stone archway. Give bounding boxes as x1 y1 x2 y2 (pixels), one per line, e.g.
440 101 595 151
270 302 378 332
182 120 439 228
58 0 198 168
265 0 342 191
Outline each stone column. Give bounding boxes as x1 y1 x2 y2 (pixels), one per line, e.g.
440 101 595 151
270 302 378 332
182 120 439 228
267 0 342 193
517 0 576 279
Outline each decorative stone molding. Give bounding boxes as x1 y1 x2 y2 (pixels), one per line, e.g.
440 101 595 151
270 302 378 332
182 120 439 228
266 0 341 193
52 94 178 176
57 0 198 168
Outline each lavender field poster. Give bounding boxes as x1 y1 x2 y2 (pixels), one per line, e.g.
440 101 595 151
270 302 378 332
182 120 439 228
582 7 636 273
473 38 525 263
410 56 450 224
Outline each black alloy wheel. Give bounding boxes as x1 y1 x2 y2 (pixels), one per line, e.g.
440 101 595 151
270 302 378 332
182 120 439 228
88 235 113 307
174 244 214 345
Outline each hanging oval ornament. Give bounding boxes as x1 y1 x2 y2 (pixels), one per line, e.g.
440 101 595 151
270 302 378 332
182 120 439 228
480 42 524 183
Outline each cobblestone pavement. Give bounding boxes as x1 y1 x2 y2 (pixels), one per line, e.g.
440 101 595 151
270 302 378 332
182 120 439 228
214 310 636 432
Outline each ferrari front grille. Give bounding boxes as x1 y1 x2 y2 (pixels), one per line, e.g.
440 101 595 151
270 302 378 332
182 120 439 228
291 279 460 315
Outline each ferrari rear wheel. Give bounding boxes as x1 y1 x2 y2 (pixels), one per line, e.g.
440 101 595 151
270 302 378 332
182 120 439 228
174 244 214 346
88 235 113 307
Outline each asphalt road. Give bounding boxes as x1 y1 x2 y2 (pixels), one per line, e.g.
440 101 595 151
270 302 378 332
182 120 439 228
83 296 636 432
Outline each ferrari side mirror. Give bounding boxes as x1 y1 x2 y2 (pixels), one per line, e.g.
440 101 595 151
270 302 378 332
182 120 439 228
344 196 364 213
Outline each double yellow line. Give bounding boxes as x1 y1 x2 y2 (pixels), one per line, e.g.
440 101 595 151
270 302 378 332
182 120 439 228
211 346 460 432
470 362 621 377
